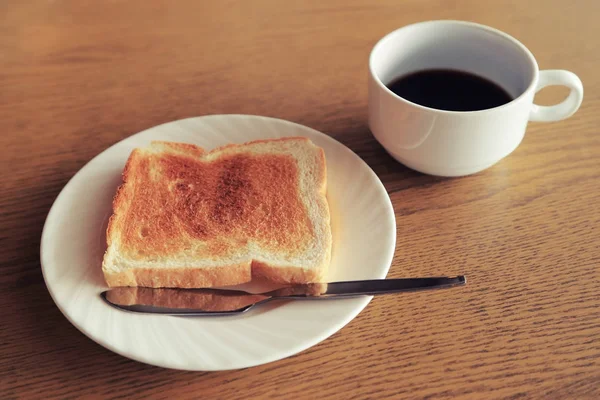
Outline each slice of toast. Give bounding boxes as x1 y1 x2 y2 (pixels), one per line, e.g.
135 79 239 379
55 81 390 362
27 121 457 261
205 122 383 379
102 137 331 288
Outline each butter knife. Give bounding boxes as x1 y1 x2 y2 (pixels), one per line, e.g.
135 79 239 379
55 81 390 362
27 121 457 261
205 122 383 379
101 276 466 316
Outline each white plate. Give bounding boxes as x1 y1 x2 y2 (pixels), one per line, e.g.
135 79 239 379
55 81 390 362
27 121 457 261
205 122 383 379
40 115 396 371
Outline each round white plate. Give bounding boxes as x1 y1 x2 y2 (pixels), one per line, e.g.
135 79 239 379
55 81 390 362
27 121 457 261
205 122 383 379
40 115 396 371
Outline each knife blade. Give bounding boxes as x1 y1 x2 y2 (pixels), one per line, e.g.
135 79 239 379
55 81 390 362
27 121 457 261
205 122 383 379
101 276 466 315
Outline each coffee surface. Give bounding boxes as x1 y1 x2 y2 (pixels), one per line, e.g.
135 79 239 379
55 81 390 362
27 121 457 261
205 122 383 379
386 69 513 111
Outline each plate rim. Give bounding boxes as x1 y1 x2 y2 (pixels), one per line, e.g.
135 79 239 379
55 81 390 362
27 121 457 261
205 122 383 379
40 114 397 370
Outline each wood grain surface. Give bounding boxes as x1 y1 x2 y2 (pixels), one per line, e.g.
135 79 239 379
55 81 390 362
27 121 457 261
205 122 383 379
1 0 599 399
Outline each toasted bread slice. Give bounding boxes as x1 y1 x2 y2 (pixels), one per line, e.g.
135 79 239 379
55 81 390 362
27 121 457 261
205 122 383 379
102 137 331 288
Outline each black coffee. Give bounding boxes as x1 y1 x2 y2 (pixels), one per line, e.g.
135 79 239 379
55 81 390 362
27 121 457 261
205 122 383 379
386 69 513 111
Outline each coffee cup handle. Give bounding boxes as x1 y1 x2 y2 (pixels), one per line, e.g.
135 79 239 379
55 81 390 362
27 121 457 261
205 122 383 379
529 70 583 122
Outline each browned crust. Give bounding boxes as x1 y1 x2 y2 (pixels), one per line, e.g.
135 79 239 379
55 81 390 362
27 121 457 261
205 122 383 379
150 141 205 157
106 148 142 249
104 263 251 288
210 136 311 154
105 287 267 311
251 260 326 284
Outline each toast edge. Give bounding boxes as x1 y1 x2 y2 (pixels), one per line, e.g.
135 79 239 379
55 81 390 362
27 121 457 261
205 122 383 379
103 263 252 288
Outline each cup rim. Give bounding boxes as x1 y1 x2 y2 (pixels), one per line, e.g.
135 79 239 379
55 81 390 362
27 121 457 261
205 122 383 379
369 20 540 115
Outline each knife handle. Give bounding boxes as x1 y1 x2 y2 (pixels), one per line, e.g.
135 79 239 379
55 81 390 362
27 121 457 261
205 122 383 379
313 276 466 298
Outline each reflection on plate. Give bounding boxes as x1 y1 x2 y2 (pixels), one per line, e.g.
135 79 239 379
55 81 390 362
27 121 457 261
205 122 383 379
40 115 396 371
106 286 269 310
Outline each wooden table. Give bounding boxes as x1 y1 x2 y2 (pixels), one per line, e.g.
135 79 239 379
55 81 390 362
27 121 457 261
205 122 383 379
2 1 599 398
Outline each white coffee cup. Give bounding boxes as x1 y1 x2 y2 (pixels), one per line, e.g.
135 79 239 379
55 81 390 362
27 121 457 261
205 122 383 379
368 20 584 177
